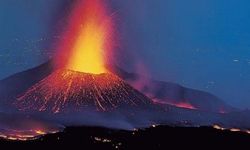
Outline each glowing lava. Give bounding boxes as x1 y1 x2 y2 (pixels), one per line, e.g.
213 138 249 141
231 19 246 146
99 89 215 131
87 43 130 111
16 70 152 113
0 129 57 141
56 0 114 74
171 102 196 110
152 99 196 110
213 124 250 135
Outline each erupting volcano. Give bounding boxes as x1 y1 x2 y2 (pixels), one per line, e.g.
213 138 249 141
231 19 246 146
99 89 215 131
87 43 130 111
56 0 113 74
15 0 153 113
2 0 250 146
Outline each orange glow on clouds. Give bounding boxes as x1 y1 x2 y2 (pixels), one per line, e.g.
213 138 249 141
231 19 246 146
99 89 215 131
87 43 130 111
56 0 114 74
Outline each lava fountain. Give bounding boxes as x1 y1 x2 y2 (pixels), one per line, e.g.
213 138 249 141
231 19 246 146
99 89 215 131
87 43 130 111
16 0 153 113
55 0 114 74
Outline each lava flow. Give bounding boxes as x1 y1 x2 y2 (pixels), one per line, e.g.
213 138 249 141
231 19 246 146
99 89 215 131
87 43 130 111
213 125 250 135
16 69 152 113
170 102 196 110
152 99 196 110
0 129 51 141
55 0 114 74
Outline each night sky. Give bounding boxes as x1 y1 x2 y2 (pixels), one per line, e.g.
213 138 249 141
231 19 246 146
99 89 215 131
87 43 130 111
0 0 250 109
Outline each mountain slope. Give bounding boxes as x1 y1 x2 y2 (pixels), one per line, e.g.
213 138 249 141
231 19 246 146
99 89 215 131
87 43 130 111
0 61 54 108
109 65 235 113
15 69 153 113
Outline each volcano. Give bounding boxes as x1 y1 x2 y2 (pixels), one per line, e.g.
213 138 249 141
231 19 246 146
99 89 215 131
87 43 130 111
11 0 150 114
0 61 234 114
16 69 153 113
2 0 155 114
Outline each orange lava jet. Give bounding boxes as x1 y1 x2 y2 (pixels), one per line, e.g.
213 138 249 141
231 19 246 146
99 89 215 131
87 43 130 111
55 0 114 74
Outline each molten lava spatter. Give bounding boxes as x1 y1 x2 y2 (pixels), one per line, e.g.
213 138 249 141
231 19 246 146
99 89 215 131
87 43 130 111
16 70 152 113
56 0 113 74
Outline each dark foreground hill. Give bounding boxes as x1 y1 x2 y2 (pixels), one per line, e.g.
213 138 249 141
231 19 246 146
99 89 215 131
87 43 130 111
1 125 250 149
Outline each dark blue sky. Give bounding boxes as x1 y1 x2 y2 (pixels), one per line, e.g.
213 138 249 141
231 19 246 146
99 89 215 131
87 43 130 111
0 0 250 108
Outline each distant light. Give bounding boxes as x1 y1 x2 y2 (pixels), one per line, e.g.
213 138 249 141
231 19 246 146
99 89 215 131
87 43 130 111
230 128 241 132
